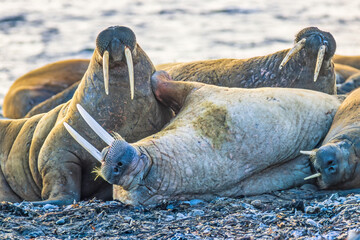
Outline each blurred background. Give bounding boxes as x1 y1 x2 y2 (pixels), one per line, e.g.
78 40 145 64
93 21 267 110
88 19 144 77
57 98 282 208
1 0 360 104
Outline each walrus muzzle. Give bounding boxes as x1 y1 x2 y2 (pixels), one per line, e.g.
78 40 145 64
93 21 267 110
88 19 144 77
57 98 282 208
102 46 134 99
279 38 327 83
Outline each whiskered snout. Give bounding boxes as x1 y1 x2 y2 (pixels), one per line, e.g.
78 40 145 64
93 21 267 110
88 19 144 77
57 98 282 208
96 26 136 98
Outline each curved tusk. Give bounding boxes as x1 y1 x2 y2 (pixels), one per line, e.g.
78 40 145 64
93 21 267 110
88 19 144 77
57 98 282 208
63 122 102 162
103 50 110 95
313 45 326 82
124 47 134 100
76 104 115 146
300 150 316 156
304 172 321 181
279 38 306 70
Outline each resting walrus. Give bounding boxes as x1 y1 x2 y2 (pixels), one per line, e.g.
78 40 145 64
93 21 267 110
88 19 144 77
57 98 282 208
3 26 337 118
333 55 360 70
2 59 89 119
301 88 360 189
0 26 172 204
65 71 341 205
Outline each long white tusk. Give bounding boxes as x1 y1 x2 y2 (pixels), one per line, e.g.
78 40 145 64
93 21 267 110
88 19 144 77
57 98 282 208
300 150 316 156
304 172 321 181
124 47 134 100
63 122 102 162
279 38 306 70
103 50 110 95
313 45 326 82
76 104 114 146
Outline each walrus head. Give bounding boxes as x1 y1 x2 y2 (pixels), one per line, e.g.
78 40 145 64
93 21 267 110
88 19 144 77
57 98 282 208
279 27 336 83
94 26 136 98
64 104 150 190
301 139 360 189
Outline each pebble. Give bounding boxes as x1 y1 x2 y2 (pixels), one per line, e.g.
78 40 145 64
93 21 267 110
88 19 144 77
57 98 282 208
305 206 319 214
190 209 205 216
56 218 66 225
42 204 57 210
306 219 320 228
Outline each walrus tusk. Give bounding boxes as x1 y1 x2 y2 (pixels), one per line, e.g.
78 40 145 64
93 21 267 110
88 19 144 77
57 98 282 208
63 122 102 162
304 172 321 181
124 47 134 100
313 45 326 82
76 104 115 145
279 38 306 70
300 150 316 156
103 50 110 95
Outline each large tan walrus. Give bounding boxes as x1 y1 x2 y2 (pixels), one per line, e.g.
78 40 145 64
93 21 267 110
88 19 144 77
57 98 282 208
64 71 341 206
301 88 360 189
0 26 172 205
333 55 360 70
3 27 337 118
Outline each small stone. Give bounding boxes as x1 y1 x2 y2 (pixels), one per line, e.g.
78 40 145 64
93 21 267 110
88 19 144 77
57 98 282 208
305 206 319 214
189 199 204 206
43 204 57 210
56 218 66 225
166 204 174 210
190 209 204 216
306 219 320 228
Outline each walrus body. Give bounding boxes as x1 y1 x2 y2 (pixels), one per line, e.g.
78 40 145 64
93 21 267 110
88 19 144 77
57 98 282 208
303 88 360 189
66 71 341 206
4 27 337 118
3 59 89 118
333 55 360 70
0 26 172 204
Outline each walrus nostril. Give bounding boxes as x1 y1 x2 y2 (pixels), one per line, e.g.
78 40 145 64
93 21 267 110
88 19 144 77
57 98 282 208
328 166 336 174
117 162 123 167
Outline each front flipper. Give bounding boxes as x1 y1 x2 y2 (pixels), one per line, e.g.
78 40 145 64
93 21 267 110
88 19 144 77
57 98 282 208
151 71 204 113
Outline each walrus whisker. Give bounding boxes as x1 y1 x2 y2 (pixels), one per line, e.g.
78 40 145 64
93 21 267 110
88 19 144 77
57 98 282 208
103 50 110 95
125 47 134 100
314 45 326 82
63 122 102 162
300 150 316 156
304 172 321 180
279 38 306 70
76 104 115 145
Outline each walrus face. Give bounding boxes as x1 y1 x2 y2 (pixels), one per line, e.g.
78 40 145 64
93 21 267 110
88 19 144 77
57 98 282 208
279 26 336 82
95 26 136 98
63 104 151 190
302 140 359 189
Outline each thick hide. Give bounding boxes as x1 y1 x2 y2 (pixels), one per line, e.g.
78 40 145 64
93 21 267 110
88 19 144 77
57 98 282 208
66 71 341 206
304 88 360 189
0 26 172 205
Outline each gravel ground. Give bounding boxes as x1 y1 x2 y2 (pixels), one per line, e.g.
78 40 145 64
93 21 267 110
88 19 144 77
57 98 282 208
1 186 360 239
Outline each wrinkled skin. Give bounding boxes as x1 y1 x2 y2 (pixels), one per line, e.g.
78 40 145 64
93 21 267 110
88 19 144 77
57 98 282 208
307 88 360 189
0 26 172 205
157 27 337 94
70 71 340 206
4 27 337 118
3 59 89 118
334 55 360 71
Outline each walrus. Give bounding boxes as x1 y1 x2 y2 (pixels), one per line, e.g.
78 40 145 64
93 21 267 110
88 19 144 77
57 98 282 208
337 72 360 94
3 26 337 118
334 63 360 84
2 59 89 118
64 71 341 206
301 88 360 189
0 26 172 205
333 55 360 70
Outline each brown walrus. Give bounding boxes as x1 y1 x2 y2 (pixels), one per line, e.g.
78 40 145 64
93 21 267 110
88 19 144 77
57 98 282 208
64 71 341 206
333 55 360 70
3 26 337 118
0 26 172 205
3 59 89 118
334 63 360 84
301 88 360 189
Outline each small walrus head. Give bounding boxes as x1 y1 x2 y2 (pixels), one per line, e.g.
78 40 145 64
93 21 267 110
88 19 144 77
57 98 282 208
301 140 360 189
279 26 336 83
64 104 150 190
94 26 136 98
